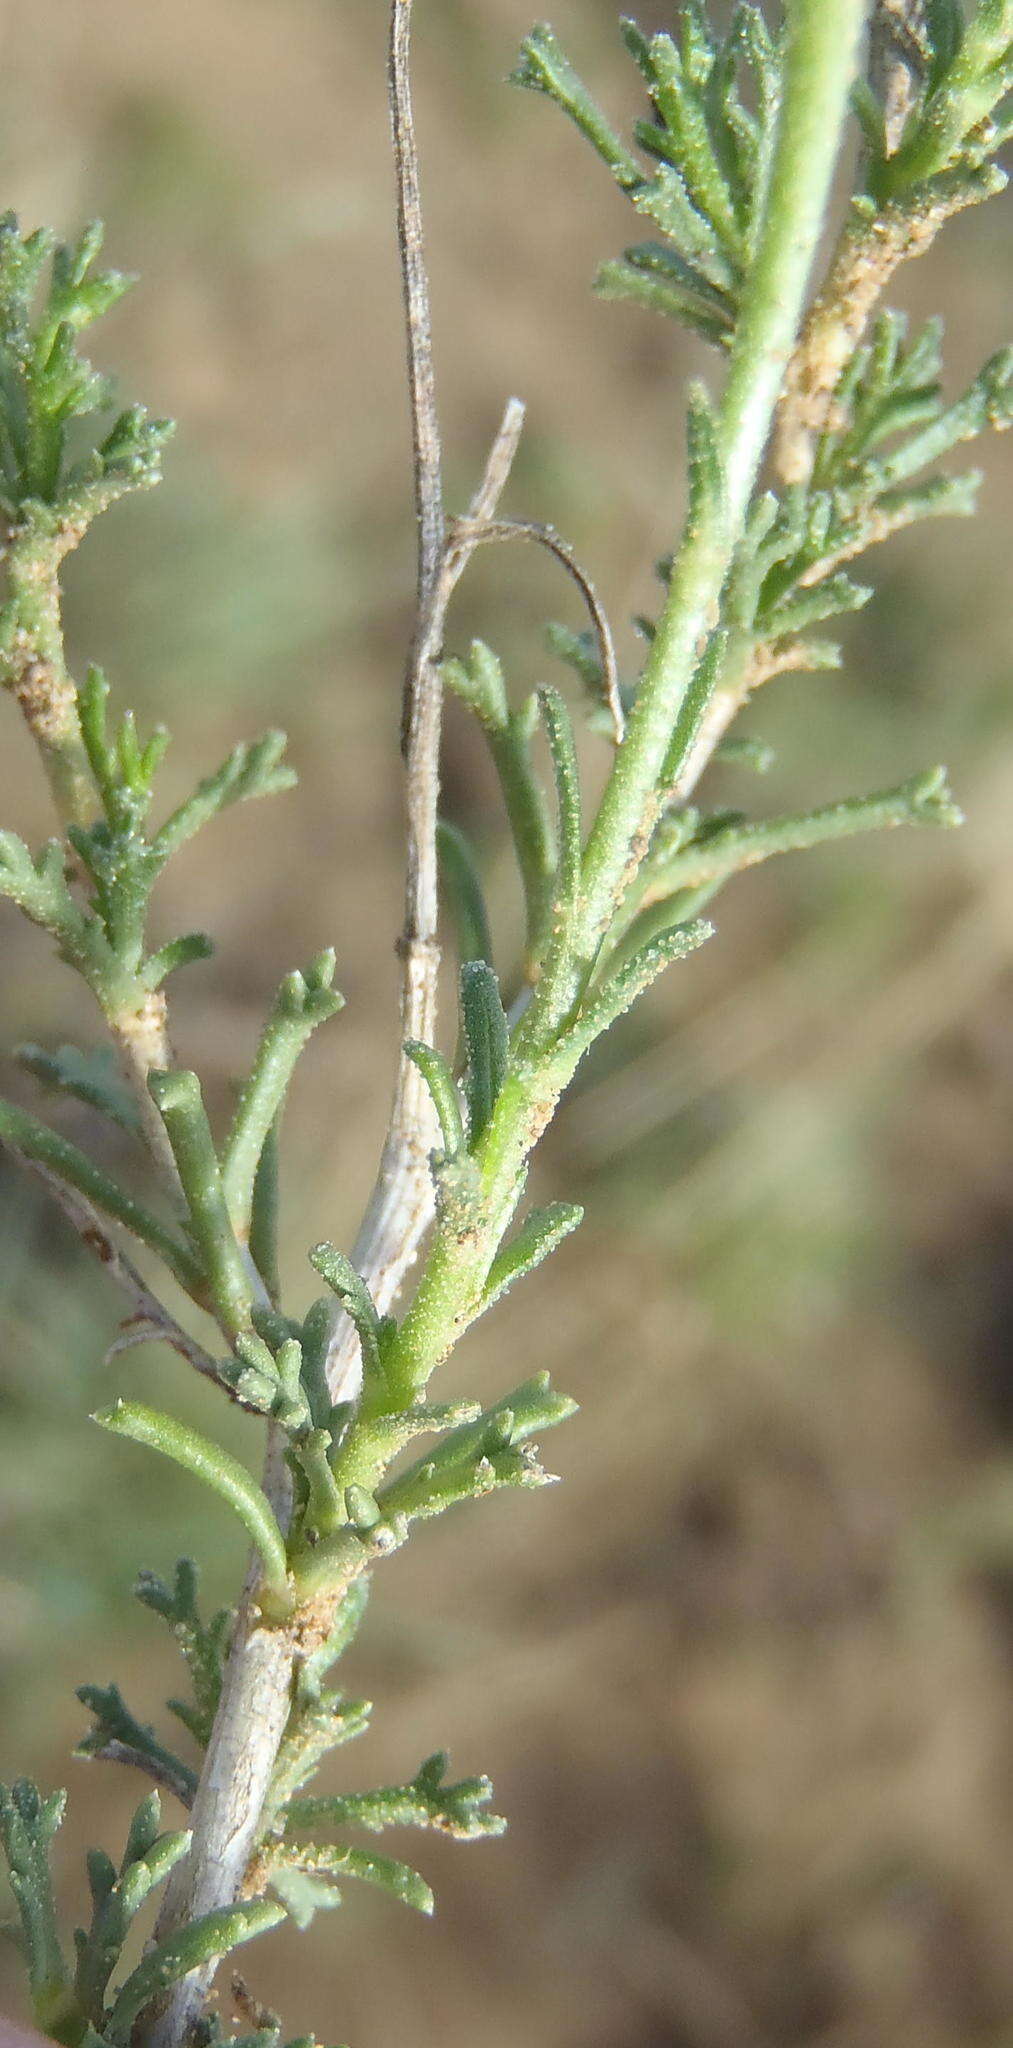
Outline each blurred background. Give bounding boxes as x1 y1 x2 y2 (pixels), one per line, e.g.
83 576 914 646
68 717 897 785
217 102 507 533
0 3 1011 2044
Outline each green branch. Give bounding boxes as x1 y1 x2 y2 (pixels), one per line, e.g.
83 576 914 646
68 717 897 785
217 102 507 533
574 0 869 970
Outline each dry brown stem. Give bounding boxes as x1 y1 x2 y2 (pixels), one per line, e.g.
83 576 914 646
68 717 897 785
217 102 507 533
774 197 950 486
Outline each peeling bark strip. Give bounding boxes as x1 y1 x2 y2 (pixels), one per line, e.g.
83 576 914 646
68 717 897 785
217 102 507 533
111 987 182 1190
0 520 97 827
321 0 446 1407
774 174 987 488
869 0 930 152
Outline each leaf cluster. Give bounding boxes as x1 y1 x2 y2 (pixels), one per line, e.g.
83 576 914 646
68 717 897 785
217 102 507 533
71 1571 505 1950
0 1777 280 2048
857 0 1013 203
512 8 781 347
0 670 295 1016
0 215 170 523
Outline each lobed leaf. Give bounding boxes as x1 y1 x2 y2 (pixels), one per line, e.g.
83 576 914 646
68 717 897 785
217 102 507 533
134 1558 233 1751
266 1843 433 1919
75 1683 197 1810
308 1243 385 1384
0 1780 75 2040
284 1751 505 1844
151 732 296 865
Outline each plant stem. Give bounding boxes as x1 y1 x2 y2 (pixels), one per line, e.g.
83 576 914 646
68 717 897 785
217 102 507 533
132 10 873 2043
2 522 96 829
380 0 873 1412
573 0 871 977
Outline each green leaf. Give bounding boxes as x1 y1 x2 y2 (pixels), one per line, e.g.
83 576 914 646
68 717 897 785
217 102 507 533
75 1683 198 1809
555 918 713 1070
249 1119 281 1303
285 1751 505 1844
267 1843 433 1918
0 1095 203 1293
134 1558 233 1750
143 931 215 991
595 253 734 346
436 818 493 967
635 766 963 900
151 732 296 865
344 1484 382 1532
459 960 510 1146
0 1780 77 2042
0 214 167 511
291 1429 346 1540
63 406 173 525
265 1866 341 1932
307 1243 385 1384
448 655 558 973
659 629 729 792
685 381 726 529
644 29 743 257
379 1371 577 1528
481 1203 584 1312
378 1444 555 1528
631 158 737 280
262 1691 373 1834
93 1401 290 1606
74 1796 191 2024
403 1041 466 1161
867 344 1013 493
713 734 775 774
510 25 643 189
761 569 873 638
418 1371 576 1471
442 639 509 730
0 830 80 937
15 1041 141 1132
538 686 582 908
871 7 1013 199
120 1791 161 1868
221 953 343 1237
76 666 169 830
545 621 605 702
148 1069 254 1338
295 1297 342 1432
924 0 966 90
104 1899 286 2045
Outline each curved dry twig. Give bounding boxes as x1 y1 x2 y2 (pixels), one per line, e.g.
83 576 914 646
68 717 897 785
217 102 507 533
452 514 625 745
